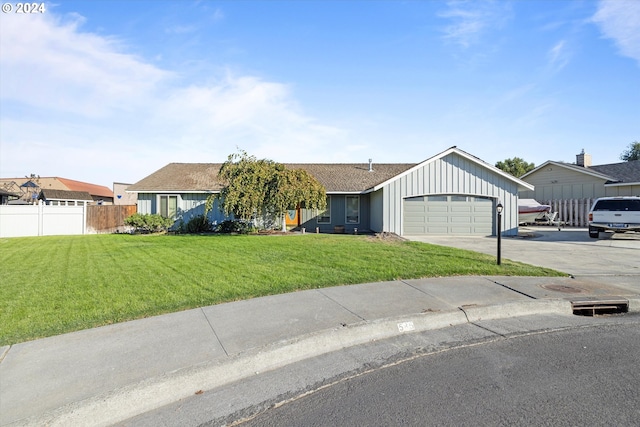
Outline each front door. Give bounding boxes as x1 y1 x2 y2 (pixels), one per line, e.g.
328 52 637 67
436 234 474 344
285 207 301 228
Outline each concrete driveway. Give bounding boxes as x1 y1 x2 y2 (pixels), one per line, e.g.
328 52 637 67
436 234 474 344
406 226 640 278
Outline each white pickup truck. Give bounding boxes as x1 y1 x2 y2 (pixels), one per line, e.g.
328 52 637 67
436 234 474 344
588 196 640 238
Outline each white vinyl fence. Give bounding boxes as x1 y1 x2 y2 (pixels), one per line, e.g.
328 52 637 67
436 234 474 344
0 203 86 238
545 199 595 227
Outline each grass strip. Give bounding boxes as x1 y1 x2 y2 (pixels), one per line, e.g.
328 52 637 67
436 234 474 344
0 233 565 345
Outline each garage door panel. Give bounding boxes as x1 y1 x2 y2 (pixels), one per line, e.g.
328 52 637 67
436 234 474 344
451 206 472 213
451 217 471 224
404 195 494 235
426 216 449 223
474 215 492 223
450 226 472 234
426 226 450 233
427 206 449 213
404 206 426 214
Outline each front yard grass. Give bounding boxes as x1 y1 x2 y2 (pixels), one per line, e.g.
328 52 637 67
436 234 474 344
0 233 565 345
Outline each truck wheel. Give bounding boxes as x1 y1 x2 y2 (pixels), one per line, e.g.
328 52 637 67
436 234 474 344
588 227 599 239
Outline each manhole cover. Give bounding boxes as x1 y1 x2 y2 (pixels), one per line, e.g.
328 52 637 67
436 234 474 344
541 284 584 294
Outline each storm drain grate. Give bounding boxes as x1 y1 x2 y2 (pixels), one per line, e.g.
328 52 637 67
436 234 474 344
571 297 629 317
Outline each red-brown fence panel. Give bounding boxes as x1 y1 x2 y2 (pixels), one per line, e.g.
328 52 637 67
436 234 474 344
86 205 136 233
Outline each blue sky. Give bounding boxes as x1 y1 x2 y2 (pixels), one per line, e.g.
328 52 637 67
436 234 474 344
1 0 638 188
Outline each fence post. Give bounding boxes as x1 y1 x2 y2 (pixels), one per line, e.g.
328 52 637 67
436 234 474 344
82 201 87 234
38 200 44 236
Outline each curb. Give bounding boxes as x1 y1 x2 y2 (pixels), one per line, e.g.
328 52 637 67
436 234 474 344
6 300 575 427
628 297 640 313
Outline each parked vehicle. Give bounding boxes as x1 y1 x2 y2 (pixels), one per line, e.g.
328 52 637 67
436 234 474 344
518 199 551 224
588 196 640 238
518 199 561 229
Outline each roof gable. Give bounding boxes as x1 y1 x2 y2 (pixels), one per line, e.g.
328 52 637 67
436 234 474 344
521 160 640 185
372 147 534 192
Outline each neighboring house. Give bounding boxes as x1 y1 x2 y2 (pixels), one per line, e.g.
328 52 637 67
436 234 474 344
520 150 640 201
0 188 19 205
127 147 533 236
38 189 94 206
0 177 114 205
113 182 138 206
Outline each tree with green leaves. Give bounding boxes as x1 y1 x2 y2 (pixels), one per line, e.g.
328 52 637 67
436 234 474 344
215 150 327 230
495 157 535 178
620 141 640 161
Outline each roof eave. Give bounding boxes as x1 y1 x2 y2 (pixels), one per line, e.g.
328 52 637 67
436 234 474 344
326 190 367 195
604 181 640 187
126 189 221 194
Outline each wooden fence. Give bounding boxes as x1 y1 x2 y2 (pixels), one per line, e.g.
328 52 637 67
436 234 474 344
86 205 136 233
544 199 595 227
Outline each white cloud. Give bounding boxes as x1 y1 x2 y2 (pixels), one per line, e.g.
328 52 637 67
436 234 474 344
0 10 349 186
547 40 570 72
0 13 171 117
592 0 640 66
211 8 225 22
439 0 512 48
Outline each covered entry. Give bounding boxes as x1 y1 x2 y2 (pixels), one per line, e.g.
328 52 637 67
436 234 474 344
403 195 494 235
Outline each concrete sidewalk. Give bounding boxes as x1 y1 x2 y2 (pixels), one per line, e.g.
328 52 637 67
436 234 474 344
2 275 639 426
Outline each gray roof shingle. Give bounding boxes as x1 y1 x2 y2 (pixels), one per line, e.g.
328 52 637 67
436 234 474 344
288 163 416 192
590 160 640 184
127 163 226 192
39 189 93 200
127 162 417 193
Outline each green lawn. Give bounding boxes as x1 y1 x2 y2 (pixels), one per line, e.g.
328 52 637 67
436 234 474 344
0 233 565 345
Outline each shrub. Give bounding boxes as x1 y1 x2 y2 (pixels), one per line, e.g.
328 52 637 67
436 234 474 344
124 213 173 233
214 219 255 234
177 215 212 234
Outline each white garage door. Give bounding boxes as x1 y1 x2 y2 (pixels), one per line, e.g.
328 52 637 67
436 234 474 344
404 195 494 235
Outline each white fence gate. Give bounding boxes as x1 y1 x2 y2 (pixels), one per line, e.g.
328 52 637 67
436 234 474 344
0 203 86 238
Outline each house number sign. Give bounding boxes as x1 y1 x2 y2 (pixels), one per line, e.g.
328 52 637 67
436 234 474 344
397 321 415 332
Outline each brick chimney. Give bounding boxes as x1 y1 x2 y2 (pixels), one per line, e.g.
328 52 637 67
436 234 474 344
576 149 592 167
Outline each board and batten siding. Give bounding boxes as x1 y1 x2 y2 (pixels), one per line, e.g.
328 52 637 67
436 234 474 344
380 153 519 236
369 189 384 232
521 166 640 200
520 167 608 200
136 193 153 214
135 192 227 224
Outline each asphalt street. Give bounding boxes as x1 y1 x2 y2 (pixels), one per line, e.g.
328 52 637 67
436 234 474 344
237 319 640 427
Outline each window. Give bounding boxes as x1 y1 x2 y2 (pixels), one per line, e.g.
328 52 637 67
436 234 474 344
159 195 178 219
346 195 360 224
317 196 331 223
594 199 640 212
427 195 447 202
